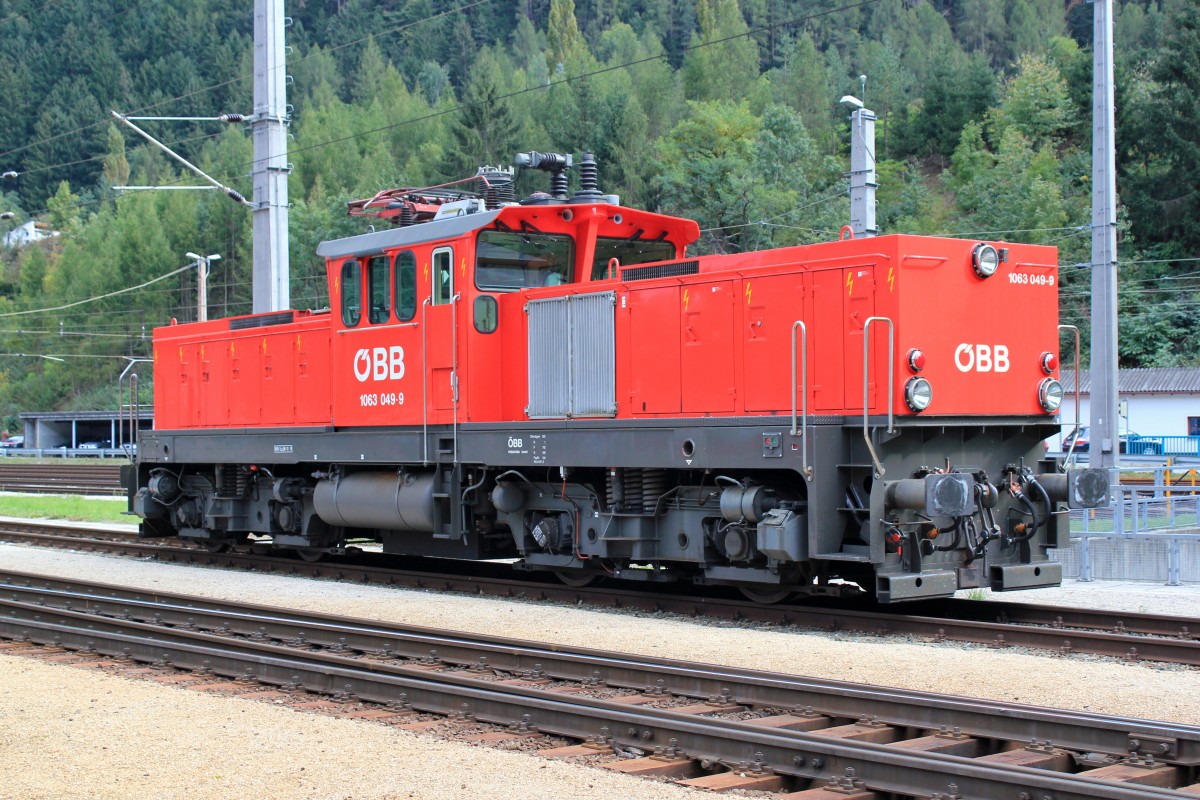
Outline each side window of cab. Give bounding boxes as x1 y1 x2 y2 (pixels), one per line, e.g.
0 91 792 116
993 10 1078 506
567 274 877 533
367 255 390 324
394 251 417 321
341 259 362 327
432 247 453 305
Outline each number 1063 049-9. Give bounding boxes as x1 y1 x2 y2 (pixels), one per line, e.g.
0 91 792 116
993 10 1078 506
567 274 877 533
359 392 404 407
1008 272 1054 286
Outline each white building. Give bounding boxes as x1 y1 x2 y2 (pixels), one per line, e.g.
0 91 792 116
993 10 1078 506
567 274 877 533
2 220 59 248
1055 367 1200 449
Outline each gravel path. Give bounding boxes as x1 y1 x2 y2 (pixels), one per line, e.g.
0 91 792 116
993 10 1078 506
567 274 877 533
0 542 1197 799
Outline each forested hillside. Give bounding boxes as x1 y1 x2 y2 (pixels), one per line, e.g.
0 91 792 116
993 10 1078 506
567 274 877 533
0 0 1196 424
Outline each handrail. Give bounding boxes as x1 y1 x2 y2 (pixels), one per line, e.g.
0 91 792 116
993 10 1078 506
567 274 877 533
117 357 151 462
451 290 460 464
862 316 894 479
789 320 812 481
1058 324 1081 468
421 297 431 465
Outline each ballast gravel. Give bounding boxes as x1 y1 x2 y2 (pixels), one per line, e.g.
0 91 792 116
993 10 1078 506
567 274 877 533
0 540 1197 800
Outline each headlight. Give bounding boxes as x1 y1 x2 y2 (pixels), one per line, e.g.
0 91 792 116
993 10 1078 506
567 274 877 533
904 377 933 412
1038 378 1063 413
972 243 999 278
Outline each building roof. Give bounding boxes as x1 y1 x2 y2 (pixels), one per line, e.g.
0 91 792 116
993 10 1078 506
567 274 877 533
1060 367 1200 395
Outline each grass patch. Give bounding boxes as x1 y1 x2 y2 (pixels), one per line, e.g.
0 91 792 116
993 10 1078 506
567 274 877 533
0 495 130 524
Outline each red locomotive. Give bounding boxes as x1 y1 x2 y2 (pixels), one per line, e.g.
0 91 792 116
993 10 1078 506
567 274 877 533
129 152 1108 603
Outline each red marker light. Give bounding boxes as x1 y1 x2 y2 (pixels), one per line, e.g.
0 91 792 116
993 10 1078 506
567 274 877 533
1041 352 1058 374
907 349 926 373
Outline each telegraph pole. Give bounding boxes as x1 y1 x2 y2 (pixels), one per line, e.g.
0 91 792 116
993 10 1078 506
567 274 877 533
1089 0 1119 469
252 0 291 313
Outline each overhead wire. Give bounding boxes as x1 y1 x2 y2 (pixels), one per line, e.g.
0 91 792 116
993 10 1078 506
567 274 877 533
0 261 197 319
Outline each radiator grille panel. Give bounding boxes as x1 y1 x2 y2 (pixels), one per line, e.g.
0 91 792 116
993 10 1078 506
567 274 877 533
621 260 699 281
527 292 616 419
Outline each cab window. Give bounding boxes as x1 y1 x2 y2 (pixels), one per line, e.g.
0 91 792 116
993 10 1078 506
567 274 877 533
433 247 453 306
476 230 574 290
340 259 362 327
367 255 390 324
591 236 676 280
394 250 417 321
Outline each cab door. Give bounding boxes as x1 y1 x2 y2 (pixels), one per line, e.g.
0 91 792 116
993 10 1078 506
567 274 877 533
425 246 459 415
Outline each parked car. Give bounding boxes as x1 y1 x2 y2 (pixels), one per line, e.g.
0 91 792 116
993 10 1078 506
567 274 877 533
1061 426 1162 455
78 440 112 450
0 435 24 448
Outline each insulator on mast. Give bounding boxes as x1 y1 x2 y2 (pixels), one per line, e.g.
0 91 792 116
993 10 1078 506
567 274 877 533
219 113 247 123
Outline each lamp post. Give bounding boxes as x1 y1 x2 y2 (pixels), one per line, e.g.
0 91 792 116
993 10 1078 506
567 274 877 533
185 252 221 322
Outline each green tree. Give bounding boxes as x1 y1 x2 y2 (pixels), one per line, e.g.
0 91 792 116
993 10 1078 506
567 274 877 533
988 53 1075 150
547 0 587 68
767 33 835 151
1122 0 1200 255
653 102 838 252
681 0 760 102
439 51 521 179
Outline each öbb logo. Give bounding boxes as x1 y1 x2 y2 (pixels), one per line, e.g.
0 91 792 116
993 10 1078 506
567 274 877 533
353 347 406 382
954 343 1009 373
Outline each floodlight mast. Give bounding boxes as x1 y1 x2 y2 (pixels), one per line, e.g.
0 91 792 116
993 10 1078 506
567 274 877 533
840 93 877 238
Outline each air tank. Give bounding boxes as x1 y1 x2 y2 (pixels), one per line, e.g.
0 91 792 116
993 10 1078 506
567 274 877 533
313 472 435 532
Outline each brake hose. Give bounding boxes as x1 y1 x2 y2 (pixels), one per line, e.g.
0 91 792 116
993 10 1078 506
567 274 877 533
1010 488 1040 543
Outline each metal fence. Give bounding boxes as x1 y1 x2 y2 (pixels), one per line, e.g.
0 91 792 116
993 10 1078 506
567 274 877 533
1058 466 1200 585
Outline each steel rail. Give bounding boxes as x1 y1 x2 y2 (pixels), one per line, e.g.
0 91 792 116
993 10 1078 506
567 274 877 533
0 588 1193 799
0 463 123 495
2 522 1198 666
3 570 1196 767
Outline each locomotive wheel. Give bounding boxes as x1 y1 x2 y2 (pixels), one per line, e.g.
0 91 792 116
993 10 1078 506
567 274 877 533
738 586 793 604
554 570 599 588
199 539 231 554
295 549 328 563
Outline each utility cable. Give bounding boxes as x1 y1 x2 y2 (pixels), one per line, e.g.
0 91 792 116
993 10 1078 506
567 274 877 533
0 261 196 319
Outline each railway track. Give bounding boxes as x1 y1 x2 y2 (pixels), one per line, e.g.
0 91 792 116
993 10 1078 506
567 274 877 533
0 463 124 496
0 572 1196 798
1 519 1197 667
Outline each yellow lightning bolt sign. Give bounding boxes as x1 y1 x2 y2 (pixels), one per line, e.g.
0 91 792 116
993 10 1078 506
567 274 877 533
333 275 340 296
683 288 690 311
846 272 855 297
744 282 753 306
460 257 467 278
261 338 268 354
423 262 430 283
888 266 895 292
